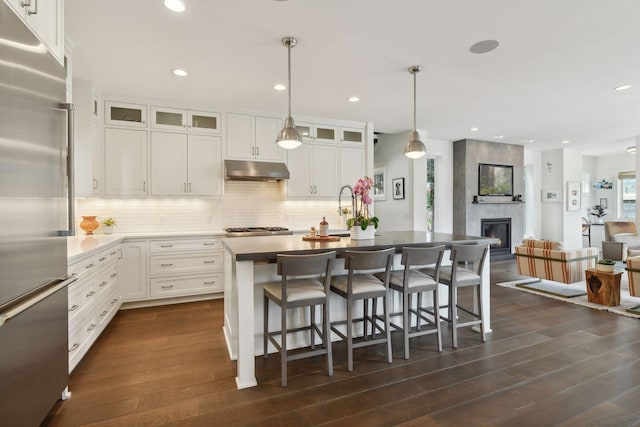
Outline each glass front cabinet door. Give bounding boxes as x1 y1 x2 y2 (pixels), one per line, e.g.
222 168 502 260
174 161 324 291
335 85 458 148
151 106 187 130
340 126 365 145
105 101 147 127
188 110 221 134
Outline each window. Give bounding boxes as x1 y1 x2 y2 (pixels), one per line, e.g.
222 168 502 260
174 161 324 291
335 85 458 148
426 158 434 231
618 171 636 220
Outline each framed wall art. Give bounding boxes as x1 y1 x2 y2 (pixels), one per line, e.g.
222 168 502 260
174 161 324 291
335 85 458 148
373 167 386 201
567 181 580 211
542 188 561 203
392 178 405 200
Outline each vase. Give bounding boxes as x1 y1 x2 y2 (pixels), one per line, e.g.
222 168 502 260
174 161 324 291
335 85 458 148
102 225 114 234
595 263 614 272
79 215 99 235
350 226 376 240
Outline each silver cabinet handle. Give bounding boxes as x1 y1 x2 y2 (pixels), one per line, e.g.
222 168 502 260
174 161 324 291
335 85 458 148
87 324 97 332
110 251 117 256
203 260 215 264
99 257 107 262
110 273 117 278
85 263 94 269
143 181 147 192
161 284 174 289
86 291 96 297
27 0 37 15
160 244 173 248
184 183 187 193
69 343 79 353
188 183 192 193
19 0 30 8
100 310 108 317
68 304 79 312
204 280 216 285
309 186 313 195
251 146 255 156
160 263 173 267
92 178 99 190
111 298 118 304
203 242 216 246
118 248 123 259
256 146 260 156
99 281 108 287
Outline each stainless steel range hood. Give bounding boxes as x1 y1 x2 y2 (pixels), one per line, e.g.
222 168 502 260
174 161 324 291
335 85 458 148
224 160 290 181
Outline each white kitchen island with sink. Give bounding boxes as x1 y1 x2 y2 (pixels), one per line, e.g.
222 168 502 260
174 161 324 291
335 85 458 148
222 231 495 389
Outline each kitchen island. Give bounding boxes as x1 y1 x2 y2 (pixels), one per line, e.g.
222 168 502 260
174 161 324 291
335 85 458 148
222 231 495 389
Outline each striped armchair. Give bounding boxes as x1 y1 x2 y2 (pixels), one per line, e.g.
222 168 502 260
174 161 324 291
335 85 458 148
625 256 640 297
515 239 598 284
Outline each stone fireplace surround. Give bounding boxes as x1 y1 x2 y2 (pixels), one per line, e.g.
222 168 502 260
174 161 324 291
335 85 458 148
453 139 525 256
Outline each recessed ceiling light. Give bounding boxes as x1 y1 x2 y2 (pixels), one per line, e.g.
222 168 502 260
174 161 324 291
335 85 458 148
494 134 504 139
164 0 185 12
172 68 188 77
348 96 360 103
469 39 499 54
527 139 535 143
627 146 636 154
561 140 570 144
470 127 479 132
615 84 632 91
274 84 286 91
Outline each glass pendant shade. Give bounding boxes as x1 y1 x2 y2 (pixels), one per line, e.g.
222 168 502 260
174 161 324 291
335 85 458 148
276 116 302 149
404 131 426 159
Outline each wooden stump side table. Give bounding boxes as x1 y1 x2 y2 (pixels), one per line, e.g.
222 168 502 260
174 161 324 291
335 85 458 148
585 269 622 306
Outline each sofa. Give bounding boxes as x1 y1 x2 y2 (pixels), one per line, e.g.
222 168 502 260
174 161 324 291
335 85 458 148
515 239 598 284
602 221 640 261
625 256 640 297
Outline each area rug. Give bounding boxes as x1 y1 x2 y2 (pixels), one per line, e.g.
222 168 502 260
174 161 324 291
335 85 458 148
515 279 587 298
497 277 640 319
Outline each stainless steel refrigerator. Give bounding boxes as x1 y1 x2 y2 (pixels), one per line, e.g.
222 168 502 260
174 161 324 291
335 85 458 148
0 2 77 425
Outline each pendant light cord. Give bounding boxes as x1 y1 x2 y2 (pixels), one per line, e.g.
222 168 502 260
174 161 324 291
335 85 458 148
287 42 292 117
413 71 417 132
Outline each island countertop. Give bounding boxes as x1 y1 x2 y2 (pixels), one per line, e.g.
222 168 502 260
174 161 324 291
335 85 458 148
222 230 495 262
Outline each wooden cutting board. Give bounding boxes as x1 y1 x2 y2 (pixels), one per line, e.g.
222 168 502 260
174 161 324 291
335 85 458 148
302 235 340 241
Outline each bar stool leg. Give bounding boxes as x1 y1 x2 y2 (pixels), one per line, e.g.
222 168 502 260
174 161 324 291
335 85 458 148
403 290 410 359
310 305 316 350
364 299 369 339
347 295 354 372
263 295 269 359
324 301 333 376
384 294 392 364
476 284 486 342
434 285 442 352
416 293 422 330
451 285 458 349
281 305 287 387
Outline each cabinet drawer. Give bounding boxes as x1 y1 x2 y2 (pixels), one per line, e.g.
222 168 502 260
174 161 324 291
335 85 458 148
95 261 119 297
149 238 221 253
68 277 99 323
150 273 223 298
96 247 120 269
149 253 222 275
69 257 99 283
68 311 99 371
97 287 120 328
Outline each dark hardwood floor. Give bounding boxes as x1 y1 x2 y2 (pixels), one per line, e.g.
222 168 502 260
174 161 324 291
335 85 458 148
44 260 640 426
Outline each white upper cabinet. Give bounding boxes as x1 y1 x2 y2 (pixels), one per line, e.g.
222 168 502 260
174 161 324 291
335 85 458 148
339 146 365 189
150 106 221 134
296 122 338 144
150 132 222 197
226 113 284 162
340 126 365 146
104 128 148 196
287 144 337 198
6 0 64 63
105 101 147 128
72 79 103 197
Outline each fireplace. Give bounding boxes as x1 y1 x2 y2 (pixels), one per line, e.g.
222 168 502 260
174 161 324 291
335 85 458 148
481 218 512 258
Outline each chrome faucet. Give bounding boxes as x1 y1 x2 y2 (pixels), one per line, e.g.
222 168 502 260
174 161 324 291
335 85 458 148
338 185 355 218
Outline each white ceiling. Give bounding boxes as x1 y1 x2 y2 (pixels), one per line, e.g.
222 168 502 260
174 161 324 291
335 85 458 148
65 0 640 155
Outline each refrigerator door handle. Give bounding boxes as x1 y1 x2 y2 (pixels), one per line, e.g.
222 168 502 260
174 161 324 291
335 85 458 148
0 275 77 327
57 103 75 236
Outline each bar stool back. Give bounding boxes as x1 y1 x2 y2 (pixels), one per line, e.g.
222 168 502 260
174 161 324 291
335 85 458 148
426 244 488 348
384 245 445 359
262 251 336 387
330 247 395 371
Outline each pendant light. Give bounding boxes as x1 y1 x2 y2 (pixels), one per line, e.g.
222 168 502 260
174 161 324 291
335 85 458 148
276 36 303 149
404 65 426 159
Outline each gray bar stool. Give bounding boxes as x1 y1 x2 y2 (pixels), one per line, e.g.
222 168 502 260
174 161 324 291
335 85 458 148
422 244 488 348
263 251 336 387
381 245 445 359
330 247 395 372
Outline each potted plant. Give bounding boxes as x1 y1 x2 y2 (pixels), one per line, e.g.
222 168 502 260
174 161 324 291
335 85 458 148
590 204 606 224
101 217 116 234
346 176 379 240
596 259 615 272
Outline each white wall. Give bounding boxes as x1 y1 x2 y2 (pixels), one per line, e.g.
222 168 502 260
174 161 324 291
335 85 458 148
592 152 634 220
523 150 541 238
562 148 583 249
373 131 453 233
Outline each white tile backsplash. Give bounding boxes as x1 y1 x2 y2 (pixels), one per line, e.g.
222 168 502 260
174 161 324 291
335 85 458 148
76 181 347 233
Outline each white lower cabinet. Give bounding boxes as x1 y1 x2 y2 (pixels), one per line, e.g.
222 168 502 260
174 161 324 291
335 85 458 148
67 245 122 372
120 241 149 302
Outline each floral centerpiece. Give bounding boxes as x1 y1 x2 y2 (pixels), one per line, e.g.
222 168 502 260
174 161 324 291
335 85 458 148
346 176 379 239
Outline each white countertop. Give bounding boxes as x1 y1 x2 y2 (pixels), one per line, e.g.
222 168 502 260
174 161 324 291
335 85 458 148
67 230 227 263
